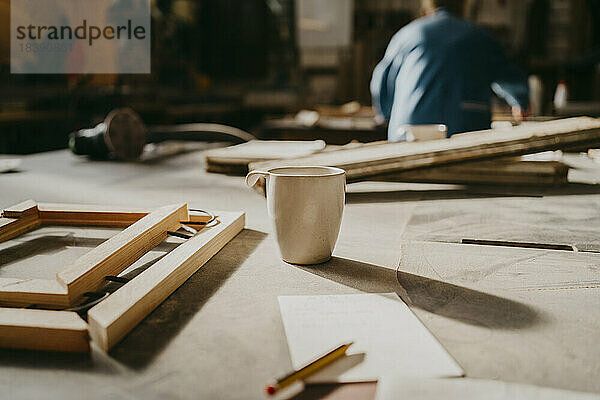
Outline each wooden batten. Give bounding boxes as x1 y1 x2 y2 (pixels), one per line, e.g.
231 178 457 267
0 308 89 352
0 217 42 245
38 203 151 227
2 199 39 218
0 200 41 244
57 203 189 305
0 278 69 308
250 117 600 181
87 211 245 351
377 160 569 185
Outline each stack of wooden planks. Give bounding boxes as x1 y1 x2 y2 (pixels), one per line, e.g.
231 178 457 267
247 117 600 183
377 158 569 185
205 140 326 175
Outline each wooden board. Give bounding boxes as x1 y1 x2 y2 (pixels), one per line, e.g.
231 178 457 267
0 279 67 308
0 217 42 244
0 200 41 243
38 203 150 227
87 211 245 351
0 308 89 352
377 160 569 185
2 199 39 218
205 140 326 175
57 203 188 304
250 117 600 181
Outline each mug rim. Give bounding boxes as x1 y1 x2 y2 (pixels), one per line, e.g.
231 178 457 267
267 166 346 177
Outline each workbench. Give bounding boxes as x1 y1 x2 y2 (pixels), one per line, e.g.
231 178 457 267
1 148 599 399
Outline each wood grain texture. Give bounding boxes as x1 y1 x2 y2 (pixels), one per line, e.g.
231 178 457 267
250 117 600 181
87 211 245 351
0 200 41 243
0 308 89 352
2 199 38 218
0 278 68 308
0 217 42 244
376 160 569 185
205 140 326 175
38 203 150 227
57 203 189 304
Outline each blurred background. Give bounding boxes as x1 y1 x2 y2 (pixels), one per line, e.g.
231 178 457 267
0 0 599 154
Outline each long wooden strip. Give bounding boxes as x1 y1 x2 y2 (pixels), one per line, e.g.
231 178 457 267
0 217 42 244
250 117 600 181
0 200 41 244
377 160 569 185
38 203 151 227
2 199 38 218
0 308 89 352
87 211 245 351
37 204 213 227
0 279 68 308
57 203 189 305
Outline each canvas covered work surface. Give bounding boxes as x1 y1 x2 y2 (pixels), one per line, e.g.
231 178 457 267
0 200 245 352
396 239 600 393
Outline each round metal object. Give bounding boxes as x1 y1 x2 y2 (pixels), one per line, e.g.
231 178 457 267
104 108 147 161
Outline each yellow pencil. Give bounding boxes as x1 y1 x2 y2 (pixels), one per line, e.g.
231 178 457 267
266 342 353 396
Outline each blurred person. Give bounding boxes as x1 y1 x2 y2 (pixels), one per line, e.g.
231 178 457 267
371 0 529 141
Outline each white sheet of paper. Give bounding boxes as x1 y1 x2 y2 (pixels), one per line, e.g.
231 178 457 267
278 293 464 383
375 377 600 400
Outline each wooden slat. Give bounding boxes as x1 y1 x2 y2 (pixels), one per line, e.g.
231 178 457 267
87 211 245 351
2 200 38 218
205 140 326 175
0 308 89 352
250 117 600 181
57 203 189 305
376 160 569 185
0 200 41 244
0 279 68 308
0 217 42 244
38 203 151 227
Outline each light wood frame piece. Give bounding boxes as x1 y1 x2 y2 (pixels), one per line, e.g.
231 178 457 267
0 200 245 352
88 210 245 351
0 200 189 307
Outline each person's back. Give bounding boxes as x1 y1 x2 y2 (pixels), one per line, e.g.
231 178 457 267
371 4 529 140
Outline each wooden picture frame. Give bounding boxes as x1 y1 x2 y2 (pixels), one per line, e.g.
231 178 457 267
0 200 189 307
0 200 245 352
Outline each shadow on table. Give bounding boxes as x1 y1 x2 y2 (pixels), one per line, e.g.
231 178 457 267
0 234 180 273
298 257 540 330
0 229 265 372
345 183 600 204
0 234 184 373
0 348 100 372
108 228 267 370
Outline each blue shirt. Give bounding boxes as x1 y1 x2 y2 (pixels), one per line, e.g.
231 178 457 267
371 9 529 140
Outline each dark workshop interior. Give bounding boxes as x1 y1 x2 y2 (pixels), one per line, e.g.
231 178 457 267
1 0 599 153
2 1 600 400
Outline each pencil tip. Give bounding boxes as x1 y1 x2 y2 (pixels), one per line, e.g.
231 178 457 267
266 385 277 395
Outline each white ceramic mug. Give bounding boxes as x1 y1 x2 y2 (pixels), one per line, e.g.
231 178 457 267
246 166 345 265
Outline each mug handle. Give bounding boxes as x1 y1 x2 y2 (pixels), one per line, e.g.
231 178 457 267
245 170 269 187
